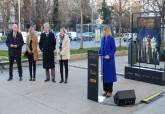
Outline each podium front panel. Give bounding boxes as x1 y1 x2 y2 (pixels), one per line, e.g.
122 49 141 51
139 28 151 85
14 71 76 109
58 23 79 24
87 50 99 102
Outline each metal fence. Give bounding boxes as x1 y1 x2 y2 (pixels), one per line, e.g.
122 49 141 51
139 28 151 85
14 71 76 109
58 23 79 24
76 24 112 42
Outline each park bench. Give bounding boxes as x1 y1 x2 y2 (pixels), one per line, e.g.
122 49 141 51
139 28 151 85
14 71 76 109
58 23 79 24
0 58 8 73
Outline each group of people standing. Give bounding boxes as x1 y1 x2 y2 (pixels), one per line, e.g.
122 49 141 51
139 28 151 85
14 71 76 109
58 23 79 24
6 23 117 97
6 23 70 84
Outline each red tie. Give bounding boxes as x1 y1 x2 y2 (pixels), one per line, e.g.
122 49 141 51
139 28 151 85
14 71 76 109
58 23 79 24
13 32 16 39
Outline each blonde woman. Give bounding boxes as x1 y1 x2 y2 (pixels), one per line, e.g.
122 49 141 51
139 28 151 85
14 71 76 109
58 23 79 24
99 26 117 97
26 26 39 81
57 27 70 83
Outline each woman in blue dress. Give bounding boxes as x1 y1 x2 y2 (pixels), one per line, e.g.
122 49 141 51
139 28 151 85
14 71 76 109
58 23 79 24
99 27 117 97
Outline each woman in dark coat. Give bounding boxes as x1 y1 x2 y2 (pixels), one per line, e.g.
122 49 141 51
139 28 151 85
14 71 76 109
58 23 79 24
99 26 117 97
26 26 39 81
39 23 56 82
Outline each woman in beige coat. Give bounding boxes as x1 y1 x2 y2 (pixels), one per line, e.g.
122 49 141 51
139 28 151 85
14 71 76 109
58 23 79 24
57 28 70 83
26 26 39 81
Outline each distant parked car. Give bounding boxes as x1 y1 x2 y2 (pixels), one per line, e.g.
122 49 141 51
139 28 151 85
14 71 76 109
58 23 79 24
67 32 77 41
55 32 60 39
21 31 28 43
66 32 72 40
0 32 2 37
0 33 2 42
37 31 42 41
56 32 75 41
83 32 95 41
77 32 95 41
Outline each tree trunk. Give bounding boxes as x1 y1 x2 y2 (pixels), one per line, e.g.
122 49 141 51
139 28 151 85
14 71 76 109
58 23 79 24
119 17 122 47
1 0 10 34
119 0 122 47
2 20 7 34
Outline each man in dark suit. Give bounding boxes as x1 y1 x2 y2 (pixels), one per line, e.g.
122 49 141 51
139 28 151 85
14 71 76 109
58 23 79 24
39 23 56 82
6 24 24 81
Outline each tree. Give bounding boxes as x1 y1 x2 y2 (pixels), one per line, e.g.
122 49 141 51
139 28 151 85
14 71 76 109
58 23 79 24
35 0 47 30
100 0 112 24
34 0 53 30
69 0 91 49
130 1 142 13
112 0 129 47
51 0 59 31
143 0 165 47
21 0 32 30
0 0 10 34
10 0 19 23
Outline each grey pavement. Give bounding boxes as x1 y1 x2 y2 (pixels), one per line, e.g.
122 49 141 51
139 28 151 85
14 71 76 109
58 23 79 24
133 96 165 114
0 56 165 114
68 55 128 75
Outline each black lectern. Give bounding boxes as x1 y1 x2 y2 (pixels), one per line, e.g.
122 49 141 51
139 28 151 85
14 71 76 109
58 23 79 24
87 50 99 102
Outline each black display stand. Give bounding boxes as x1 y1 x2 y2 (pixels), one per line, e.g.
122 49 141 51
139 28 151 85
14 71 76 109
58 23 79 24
125 12 165 86
125 66 165 85
87 50 99 102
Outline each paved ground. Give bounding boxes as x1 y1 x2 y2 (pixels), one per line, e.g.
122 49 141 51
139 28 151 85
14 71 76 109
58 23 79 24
0 57 165 114
68 56 128 75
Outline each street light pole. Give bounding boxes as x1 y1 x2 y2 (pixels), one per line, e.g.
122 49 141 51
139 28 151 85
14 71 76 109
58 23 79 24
18 0 21 31
91 0 94 24
91 0 95 33
129 0 132 33
80 0 83 49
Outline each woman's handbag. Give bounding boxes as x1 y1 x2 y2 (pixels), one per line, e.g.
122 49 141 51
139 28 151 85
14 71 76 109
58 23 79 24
24 50 29 58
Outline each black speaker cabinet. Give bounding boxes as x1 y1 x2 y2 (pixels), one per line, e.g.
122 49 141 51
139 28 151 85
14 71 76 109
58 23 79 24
114 90 136 106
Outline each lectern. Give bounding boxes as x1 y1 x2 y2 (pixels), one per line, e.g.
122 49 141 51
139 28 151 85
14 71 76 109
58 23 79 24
87 50 99 102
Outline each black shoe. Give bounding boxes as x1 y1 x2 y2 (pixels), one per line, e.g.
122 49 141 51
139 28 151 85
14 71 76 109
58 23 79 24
29 78 32 81
7 78 13 81
52 79 56 83
102 92 107 96
64 80 68 84
45 79 50 82
106 92 112 97
59 80 64 83
33 78 36 81
19 77 23 81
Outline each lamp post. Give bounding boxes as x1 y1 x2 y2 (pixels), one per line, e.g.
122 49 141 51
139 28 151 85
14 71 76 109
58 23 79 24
129 0 132 33
90 0 96 34
18 0 21 31
162 0 165 47
91 0 96 24
80 0 83 49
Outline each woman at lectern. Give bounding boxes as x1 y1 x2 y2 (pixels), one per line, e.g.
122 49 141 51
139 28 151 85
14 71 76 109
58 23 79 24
98 26 117 97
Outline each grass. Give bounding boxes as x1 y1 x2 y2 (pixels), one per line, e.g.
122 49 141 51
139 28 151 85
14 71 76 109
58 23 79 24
0 50 26 60
0 50 8 57
0 47 128 57
116 46 128 51
71 46 128 55
70 47 99 55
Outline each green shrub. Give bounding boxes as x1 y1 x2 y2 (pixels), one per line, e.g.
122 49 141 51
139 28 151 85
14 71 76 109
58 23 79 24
0 36 7 43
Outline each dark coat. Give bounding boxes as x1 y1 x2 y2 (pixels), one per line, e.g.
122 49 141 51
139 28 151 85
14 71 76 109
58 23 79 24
99 35 117 83
6 31 24 57
39 32 56 69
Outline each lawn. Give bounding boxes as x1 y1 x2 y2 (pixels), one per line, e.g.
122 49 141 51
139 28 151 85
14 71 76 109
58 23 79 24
70 47 128 55
0 47 128 57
